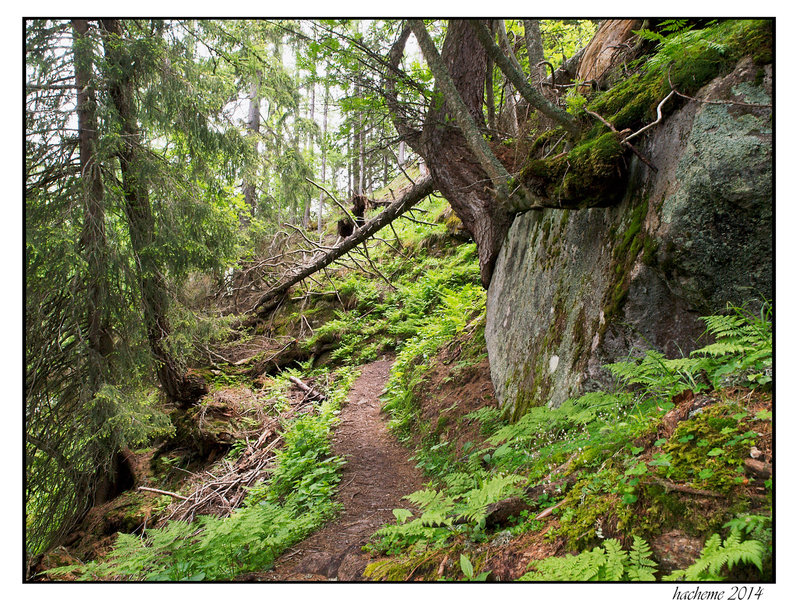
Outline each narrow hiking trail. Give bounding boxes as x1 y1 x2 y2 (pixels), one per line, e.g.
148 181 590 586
252 357 427 581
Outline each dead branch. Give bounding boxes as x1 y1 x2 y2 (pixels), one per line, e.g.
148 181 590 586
249 174 435 316
535 498 568 520
167 408 297 522
305 177 357 226
246 339 306 378
138 486 188 501
743 458 772 480
288 376 327 403
623 91 676 143
648 478 724 498
584 107 659 172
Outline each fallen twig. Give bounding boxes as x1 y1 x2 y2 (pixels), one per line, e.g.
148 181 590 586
535 498 568 520
649 478 724 498
288 376 327 403
138 486 188 501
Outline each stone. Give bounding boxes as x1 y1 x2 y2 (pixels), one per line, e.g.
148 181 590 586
486 58 772 417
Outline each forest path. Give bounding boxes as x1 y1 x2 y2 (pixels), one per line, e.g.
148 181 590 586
255 357 426 581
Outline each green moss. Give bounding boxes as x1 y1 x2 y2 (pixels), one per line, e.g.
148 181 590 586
660 404 752 493
589 20 772 132
725 19 773 65
602 198 650 323
529 127 567 156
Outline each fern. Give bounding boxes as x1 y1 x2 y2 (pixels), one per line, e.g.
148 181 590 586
519 536 657 581
458 474 525 524
626 536 658 581
664 530 765 581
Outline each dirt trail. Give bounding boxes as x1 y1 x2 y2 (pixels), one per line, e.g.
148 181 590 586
256 357 426 581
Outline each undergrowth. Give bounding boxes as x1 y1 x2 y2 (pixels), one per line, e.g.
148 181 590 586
365 302 772 581
45 367 357 581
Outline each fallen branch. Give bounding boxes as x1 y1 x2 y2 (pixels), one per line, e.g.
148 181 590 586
246 340 306 378
535 498 568 520
623 90 675 143
743 458 772 480
288 375 327 403
305 177 358 226
584 107 658 172
138 486 188 501
249 174 435 316
649 478 724 498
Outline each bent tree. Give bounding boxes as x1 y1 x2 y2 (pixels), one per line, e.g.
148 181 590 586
385 19 622 287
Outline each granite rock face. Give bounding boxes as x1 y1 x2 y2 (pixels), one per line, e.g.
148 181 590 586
486 59 772 418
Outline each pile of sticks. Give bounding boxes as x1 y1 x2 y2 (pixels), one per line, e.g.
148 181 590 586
141 376 327 523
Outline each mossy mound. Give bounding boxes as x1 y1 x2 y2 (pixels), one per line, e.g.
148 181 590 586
521 132 627 208
588 19 772 132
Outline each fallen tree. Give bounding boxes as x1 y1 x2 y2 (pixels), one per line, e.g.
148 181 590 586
249 173 435 316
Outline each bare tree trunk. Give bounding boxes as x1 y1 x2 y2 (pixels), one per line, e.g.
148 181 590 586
357 78 365 195
243 76 261 222
523 19 546 85
317 82 329 236
302 79 316 228
101 19 205 408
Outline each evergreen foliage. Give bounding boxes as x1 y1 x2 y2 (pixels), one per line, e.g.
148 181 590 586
45 368 356 581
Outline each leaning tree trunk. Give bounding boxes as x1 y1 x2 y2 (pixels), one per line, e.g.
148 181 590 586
410 19 513 287
101 19 205 408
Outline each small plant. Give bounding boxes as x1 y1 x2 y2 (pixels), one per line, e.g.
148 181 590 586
518 536 657 581
459 553 490 581
663 529 765 581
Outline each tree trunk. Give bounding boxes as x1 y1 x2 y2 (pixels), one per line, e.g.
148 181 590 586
497 21 520 136
101 19 205 408
302 79 316 228
317 82 329 235
523 19 546 85
469 20 581 138
243 76 261 221
73 19 112 381
485 21 496 133
409 19 514 287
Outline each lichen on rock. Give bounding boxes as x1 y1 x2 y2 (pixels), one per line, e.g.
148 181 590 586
486 56 772 418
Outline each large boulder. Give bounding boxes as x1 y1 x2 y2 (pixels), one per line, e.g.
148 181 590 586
486 58 772 418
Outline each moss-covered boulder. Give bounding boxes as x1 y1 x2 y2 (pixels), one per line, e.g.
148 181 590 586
486 56 772 418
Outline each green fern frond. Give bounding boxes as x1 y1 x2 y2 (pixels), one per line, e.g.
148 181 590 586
665 530 765 581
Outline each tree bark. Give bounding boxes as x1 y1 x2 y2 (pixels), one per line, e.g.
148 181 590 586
317 82 329 235
73 19 113 381
523 19 546 86
485 21 496 133
243 75 261 221
101 19 206 407
497 21 520 136
409 19 516 287
469 20 581 138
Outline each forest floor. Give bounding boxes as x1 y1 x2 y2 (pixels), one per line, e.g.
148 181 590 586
244 356 427 581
